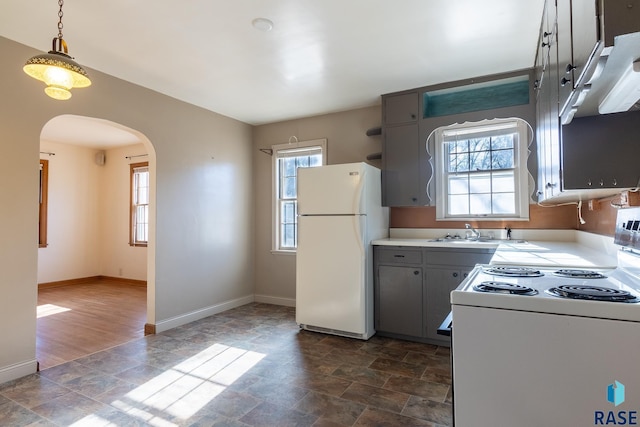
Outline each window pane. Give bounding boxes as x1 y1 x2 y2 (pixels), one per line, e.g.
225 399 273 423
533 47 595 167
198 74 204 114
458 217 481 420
492 193 516 214
309 154 322 167
449 153 469 172
282 177 296 199
491 134 515 150
448 175 469 195
492 149 514 169
282 158 296 177
492 171 515 192
470 194 492 215
297 156 310 168
135 205 148 242
469 150 491 171
468 173 491 193
281 224 296 248
469 137 490 152
448 194 469 215
448 140 468 154
282 201 297 223
137 187 149 204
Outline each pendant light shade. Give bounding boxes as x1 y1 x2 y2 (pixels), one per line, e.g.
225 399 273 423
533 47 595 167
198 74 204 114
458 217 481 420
23 0 91 100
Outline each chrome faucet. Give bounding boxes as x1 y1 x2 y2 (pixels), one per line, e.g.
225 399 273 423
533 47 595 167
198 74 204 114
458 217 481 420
465 223 480 240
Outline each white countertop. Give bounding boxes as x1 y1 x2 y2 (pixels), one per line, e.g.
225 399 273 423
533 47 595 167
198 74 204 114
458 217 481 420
372 229 619 269
372 237 501 249
490 240 617 268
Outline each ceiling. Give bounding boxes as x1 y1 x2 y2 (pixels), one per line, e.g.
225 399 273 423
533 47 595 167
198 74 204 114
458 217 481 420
2 0 545 131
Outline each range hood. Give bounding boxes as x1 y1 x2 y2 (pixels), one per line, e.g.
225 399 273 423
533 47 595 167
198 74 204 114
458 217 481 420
562 32 640 123
598 59 640 114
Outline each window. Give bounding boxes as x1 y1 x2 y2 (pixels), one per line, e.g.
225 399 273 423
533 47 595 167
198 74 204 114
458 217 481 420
273 139 326 252
39 159 49 248
130 162 149 246
433 119 531 220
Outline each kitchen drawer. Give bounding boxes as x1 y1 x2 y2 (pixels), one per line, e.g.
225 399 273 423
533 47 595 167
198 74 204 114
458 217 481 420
426 250 493 267
375 247 423 264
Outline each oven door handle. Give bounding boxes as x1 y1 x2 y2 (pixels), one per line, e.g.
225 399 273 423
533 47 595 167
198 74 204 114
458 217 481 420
437 311 453 337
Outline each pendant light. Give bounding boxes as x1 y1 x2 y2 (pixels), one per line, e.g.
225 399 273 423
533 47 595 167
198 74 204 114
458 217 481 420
23 0 91 100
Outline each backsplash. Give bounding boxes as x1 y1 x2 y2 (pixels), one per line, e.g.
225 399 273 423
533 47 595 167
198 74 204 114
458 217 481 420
390 204 578 231
390 199 625 237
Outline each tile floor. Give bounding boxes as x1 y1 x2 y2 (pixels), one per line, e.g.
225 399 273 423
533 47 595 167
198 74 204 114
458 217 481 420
0 303 452 426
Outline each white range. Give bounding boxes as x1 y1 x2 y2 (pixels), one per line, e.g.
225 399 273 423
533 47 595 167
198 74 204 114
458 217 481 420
450 209 640 426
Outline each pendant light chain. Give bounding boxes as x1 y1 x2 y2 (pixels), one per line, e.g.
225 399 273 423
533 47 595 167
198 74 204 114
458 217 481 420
57 0 64 40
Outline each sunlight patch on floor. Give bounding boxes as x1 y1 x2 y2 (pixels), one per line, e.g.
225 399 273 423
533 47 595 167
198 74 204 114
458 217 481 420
92 343 265 426
36 303 71 318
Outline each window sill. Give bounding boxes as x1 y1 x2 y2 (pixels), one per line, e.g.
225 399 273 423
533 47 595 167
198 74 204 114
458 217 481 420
270 249 296 256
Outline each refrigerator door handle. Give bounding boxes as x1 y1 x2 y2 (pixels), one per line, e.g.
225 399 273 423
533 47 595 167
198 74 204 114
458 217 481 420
352 168 365 215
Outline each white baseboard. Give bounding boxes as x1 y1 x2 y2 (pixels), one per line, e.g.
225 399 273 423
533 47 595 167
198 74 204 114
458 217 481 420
254 294 296 307
0 359 38 385
153 295 254 333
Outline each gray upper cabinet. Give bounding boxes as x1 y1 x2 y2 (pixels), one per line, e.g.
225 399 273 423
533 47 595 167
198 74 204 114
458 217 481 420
557 0 599 114
381 90 423 206
382 124 421 206
384 91 419 125
535 0 640 202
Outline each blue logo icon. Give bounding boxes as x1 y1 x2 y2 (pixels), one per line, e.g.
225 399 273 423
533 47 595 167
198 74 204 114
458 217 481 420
608 381 625 407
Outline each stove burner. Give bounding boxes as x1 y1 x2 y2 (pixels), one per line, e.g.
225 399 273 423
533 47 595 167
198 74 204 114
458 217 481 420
552 269 606 279
483 266 544 277
546 285 640 303
473 281 538 296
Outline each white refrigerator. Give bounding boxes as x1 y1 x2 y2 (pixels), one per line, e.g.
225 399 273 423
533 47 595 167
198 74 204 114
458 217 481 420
296 162 389 340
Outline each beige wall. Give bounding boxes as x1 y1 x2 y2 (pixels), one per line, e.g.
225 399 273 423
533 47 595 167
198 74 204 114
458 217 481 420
0 36 254 383
253 105 382 305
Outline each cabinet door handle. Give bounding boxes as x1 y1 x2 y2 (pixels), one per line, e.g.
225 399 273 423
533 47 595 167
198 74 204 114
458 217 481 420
565 63 576 73
560 77 571 86
414 271 420 275
393 255 405 258
613 178 618 186
463 273 468 278
452 272 458 278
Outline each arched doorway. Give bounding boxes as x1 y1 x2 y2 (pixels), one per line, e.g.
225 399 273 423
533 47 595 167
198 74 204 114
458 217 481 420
36 114 156 369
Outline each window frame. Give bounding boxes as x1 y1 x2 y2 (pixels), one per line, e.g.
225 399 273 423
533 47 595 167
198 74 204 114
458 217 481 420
129 161 149 247
39 159 49 248
434 119 531 221
271 138 327 253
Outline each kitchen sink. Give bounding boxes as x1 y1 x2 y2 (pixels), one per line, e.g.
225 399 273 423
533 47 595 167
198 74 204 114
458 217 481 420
428 237 527 245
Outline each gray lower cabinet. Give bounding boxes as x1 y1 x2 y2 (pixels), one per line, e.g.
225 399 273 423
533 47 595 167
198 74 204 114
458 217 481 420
377 265 423 337
374 245 494 346
424 267 470 342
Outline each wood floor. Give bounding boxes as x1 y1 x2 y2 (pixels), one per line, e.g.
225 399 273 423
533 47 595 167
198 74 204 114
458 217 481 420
37 280 146 370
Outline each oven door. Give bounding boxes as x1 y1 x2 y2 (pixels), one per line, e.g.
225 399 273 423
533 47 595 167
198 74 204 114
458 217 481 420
437 311 452 336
